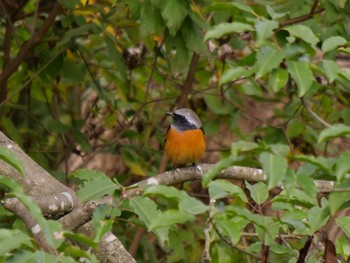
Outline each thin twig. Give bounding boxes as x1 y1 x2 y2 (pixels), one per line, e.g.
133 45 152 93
280 0 324 27
301 98 331 128
209 218 261 259
201 223 212 263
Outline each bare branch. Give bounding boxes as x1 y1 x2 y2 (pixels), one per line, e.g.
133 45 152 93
98 231 137 263
176 52 201 108
0 131 77 217
2 197 57 255
301 98 331 128
77 221 137 263
201 223 212 263
280 0 324 27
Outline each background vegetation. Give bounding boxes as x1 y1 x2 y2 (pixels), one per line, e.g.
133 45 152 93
1 0 350 262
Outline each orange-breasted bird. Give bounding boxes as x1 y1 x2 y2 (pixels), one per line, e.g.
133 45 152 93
165 108 206 167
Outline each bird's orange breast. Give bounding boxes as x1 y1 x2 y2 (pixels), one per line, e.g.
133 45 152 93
165 127 206 165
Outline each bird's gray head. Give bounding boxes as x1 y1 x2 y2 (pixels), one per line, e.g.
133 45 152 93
166 108 203 131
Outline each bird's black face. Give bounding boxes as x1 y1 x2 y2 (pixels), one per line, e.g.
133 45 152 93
169 112 197 131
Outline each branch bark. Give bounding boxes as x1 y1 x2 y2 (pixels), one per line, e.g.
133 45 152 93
280 0 324 26
0 131 77 215
176 52 200 108
2 197 57 255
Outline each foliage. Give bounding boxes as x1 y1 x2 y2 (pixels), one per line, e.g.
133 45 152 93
1 0 350 262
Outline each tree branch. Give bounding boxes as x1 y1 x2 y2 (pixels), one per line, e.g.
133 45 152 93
280 0 324 27
98 231 137 263
0 2 61 104
176 52 200 108
2 197 57 255
77 221 137 263
0 131 77 217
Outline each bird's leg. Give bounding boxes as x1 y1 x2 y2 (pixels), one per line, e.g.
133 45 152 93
170 164 180 177
190 162 203 176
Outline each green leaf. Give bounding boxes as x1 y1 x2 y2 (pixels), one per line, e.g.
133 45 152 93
181 18 207 54
77 176 119 202
204 93 236 115
322 59 340 83
329 192 350 215
92 204 119 242
105 36 127 82
149 210 195 230
129 196 169 245
254 45 284 78
308 198 330 234
208 179 248 202
266 5 286 19
140 0 162 37
334 0 346 8
0 175 23 192
205 2 257 16
64 231 98 249
296 174 317 199
284 24 319 48
144 185 208 215
220 67 253 86
281 210 308 232
240 80 263 96
268 68 288 93
204 22 254 41
179 198 208 215
259 152 287 189
255 18 279 47
69 169 108 181
245 181 268 205
336 216 350 237
229 2 257 16
47 119 71 133
160 0 188 36
318 124 350 143
216 218 241 245
0 229 31 255
129 196 160 228
286 61 313 97
203 157 234 186
322 36 347 53
0 146 25 176
8 250 59 263
58 24 98 47
291 155 333 171
336 150 350 182
144 185 188 201
231 141 260 156
165 30 189 73
72 129 90 153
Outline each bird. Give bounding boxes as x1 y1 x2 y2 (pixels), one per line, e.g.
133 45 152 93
165 108 206 168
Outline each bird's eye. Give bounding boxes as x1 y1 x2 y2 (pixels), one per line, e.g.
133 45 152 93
180 115 185 120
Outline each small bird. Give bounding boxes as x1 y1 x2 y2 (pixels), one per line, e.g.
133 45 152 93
165 108 206 168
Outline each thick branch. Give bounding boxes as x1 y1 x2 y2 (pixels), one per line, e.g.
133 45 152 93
0 131 77 217
59 196 112 230
176 52 200 108
98 231 137 263
2 197 57 255
77 221 137 263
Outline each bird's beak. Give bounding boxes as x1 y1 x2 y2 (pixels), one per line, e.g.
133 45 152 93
166 112 174 117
